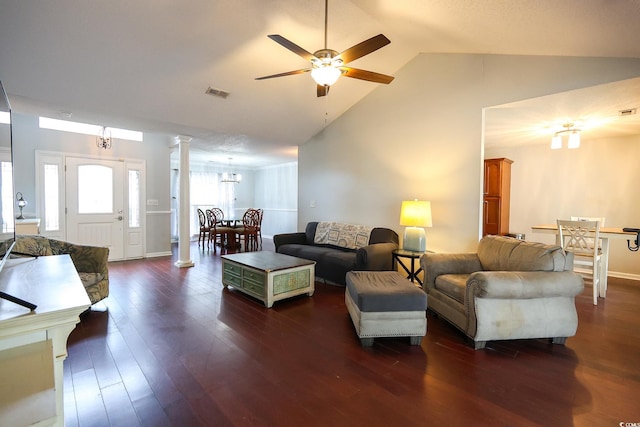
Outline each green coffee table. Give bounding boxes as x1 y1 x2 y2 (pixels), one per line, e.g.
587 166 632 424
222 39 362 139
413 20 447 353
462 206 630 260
221 251 315 307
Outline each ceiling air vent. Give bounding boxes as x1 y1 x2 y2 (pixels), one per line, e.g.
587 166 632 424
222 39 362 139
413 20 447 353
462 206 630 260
619 108 637 116
205 86 230 99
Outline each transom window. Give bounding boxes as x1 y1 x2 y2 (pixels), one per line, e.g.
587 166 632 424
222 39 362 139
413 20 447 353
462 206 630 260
39 117 143 141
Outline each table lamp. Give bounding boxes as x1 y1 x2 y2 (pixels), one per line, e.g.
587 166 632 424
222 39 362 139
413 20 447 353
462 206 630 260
16 192 27 219
399 199 432 252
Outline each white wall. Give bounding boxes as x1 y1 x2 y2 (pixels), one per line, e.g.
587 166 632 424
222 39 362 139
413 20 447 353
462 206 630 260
486 135 640 277
298 54 640 272
253 162 297 237
231 169 255 220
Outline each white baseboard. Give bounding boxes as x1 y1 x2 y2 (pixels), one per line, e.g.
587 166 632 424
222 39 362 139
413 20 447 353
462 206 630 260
609 271 640 281
145 251 172 258
574 267 640 282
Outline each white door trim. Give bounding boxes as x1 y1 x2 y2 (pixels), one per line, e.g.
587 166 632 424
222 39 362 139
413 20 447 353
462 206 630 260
35 150 146 260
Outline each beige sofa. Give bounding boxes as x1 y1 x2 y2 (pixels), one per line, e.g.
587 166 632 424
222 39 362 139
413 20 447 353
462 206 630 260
14 235 109 305
420 235 584 349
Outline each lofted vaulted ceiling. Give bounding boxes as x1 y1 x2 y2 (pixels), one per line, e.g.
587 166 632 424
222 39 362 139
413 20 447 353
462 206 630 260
1 0 640 167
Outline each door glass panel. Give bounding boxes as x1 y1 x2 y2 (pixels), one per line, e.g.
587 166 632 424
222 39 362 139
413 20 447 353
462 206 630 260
128 170 140 227
44 164 59 230
78 165 113 214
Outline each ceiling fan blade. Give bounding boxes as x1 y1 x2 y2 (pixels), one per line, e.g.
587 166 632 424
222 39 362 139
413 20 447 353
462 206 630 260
340 67 394 84
267 35 315 61
317 84 329 97
255 68 311 80
338 34 390 64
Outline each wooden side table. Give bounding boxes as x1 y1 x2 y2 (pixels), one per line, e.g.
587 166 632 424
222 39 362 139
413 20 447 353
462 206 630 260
392 249 426 287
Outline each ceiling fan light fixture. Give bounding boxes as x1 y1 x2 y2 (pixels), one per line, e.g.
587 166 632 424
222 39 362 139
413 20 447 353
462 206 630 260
255 0 393 96
311 49 342 86
311 65 341 86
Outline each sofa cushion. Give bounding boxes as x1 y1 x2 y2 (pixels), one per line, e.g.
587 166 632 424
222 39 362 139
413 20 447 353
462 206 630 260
278 244 352 262
314 222 373 249
13 235 54 256
434 274 469 304
304 221 399 246
305 222 320 244
322 250 357 272
369 227 400 245
477 235 570 272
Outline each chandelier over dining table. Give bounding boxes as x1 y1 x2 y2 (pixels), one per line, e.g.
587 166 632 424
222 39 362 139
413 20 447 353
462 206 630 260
220 157 242 183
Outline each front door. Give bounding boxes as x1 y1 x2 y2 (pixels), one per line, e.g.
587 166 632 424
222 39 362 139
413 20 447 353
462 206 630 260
66 157 125 260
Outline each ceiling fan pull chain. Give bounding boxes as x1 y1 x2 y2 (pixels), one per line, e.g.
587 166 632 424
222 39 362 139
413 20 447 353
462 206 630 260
324 91 330 124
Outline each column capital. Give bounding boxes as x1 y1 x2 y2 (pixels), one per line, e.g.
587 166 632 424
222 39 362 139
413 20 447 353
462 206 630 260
175 135 192 144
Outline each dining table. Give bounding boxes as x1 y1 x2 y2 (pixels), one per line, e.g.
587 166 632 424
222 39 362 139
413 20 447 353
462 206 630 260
220 219 241 228
217 219 241 249
531 224 637 299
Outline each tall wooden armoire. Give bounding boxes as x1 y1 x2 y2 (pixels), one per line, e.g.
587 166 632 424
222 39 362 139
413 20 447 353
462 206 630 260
483 158 513 236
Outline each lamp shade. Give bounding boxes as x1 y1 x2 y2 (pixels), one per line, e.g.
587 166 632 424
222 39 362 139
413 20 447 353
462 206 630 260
400 200 432 227
400 200 432 252
567 130 580 149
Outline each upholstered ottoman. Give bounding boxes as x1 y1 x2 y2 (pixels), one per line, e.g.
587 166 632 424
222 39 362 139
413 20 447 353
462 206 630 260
345 271 427 346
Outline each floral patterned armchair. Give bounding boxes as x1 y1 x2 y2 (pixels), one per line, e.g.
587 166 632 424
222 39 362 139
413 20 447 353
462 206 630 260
14 235 109 305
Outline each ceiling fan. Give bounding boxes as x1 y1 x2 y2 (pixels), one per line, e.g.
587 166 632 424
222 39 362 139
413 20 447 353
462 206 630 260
255 0 394 97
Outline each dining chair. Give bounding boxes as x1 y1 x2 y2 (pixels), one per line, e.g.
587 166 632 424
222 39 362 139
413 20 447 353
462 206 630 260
208 208 235 253
557 219 602 305
571 216 605 249
211 208 225 225
235 209 260 252
255 208 264 249
197 209 210 248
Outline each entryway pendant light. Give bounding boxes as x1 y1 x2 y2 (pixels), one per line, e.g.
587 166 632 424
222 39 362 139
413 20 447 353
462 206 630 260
96 126 112 149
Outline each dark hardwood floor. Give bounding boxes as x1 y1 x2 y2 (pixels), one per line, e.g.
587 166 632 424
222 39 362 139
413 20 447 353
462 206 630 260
64 239 640 427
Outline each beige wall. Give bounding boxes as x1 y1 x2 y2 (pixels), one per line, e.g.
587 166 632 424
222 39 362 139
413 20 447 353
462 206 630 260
298 53 640 275
486 135 640 278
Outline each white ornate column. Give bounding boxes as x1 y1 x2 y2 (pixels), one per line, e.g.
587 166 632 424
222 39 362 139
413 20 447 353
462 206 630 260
175 135 194 268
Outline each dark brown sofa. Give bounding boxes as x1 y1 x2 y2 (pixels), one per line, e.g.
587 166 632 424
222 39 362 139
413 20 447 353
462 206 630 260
274 221 399 286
